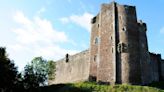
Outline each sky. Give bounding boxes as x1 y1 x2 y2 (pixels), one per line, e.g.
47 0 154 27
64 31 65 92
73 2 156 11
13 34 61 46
0 0 164 71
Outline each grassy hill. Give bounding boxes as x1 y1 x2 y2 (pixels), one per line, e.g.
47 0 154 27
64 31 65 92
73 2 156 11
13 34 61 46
38 82 164 92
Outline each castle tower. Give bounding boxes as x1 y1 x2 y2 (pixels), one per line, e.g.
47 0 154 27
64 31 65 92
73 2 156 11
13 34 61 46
89 2 150 85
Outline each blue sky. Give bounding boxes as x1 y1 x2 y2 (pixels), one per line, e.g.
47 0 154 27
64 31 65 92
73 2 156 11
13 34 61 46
0 0 164 71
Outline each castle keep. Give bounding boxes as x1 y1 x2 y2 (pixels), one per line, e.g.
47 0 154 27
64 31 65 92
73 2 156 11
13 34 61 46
49 2 164 85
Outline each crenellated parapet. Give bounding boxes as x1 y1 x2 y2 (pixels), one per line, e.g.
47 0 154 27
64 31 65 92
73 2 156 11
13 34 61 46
138 20 147 31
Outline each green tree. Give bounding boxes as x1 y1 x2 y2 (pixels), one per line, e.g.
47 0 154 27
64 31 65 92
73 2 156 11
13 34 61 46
47 60 56 80
23 57 55 89
0 47 18 92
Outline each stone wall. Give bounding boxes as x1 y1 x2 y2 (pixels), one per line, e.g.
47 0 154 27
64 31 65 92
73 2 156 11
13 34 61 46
161 60 164 80
149 53 160 82
97 2 116 84
48 2 164 85
138 21 152 85
117 4 142 84
48 50 90 85
89 14 100 81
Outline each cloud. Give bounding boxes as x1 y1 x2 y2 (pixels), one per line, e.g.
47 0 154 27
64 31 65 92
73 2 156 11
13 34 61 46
14 11 32 25
13 11 68 45
60 12 94 32
10 11 78 70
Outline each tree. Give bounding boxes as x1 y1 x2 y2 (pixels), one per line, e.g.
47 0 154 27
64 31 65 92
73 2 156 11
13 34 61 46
23 57 55 89
47 60 56 80
0 47 18 92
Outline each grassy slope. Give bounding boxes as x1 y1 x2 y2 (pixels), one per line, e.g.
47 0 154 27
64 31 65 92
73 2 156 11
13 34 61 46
40 82 164 92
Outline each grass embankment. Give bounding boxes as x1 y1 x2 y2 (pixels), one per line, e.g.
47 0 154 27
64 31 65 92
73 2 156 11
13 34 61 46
39 82 164 92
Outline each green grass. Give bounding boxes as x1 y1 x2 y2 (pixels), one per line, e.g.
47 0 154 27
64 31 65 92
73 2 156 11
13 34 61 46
39 82 164 92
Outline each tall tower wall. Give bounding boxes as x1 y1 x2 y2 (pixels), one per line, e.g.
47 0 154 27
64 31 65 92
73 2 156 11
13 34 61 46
117 5 142 84
89 14 100 81
138 21 152 84
96 3 116 84
90 2 143 84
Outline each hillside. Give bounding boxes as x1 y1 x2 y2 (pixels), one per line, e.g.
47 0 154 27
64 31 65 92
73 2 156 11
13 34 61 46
38 82 164 92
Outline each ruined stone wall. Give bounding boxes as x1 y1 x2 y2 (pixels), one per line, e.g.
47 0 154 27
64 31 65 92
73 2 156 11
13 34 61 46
90 2 145 84
117 4 142 84
49 50 90 84
89 14 100 81
116 5 139 83
149 53 160 82
97 3 116 84
138 21 152 84
49 2 164 85
161 60 164 80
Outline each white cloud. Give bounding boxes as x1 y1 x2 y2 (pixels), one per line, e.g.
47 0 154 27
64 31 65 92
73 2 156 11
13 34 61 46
10 11 78 70
13 11 68 45
60 12 94 32
14 11 32 25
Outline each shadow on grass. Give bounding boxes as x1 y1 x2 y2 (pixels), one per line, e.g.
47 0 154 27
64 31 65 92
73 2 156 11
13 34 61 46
148 81 164 90
37 84 92 92
30 81 164 92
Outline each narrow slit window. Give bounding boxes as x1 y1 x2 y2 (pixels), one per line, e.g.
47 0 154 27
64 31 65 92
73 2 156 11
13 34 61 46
94 37 99 44
94 55 97 62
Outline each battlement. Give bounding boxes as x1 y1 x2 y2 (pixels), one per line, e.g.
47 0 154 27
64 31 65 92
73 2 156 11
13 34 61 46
149 52 162 58
138 20 147 31
55 49 89 63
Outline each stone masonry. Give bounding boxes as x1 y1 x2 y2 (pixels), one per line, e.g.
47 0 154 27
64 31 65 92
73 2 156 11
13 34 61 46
49 2 164 85
48 50 90 84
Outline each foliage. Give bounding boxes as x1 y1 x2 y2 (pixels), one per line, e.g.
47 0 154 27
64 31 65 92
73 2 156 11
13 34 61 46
23 57 56 89
0 47 18 91
47 60 56 80
0 47 56 91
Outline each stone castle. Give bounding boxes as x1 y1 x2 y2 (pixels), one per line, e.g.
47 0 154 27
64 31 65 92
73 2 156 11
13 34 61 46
49 2 164 85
